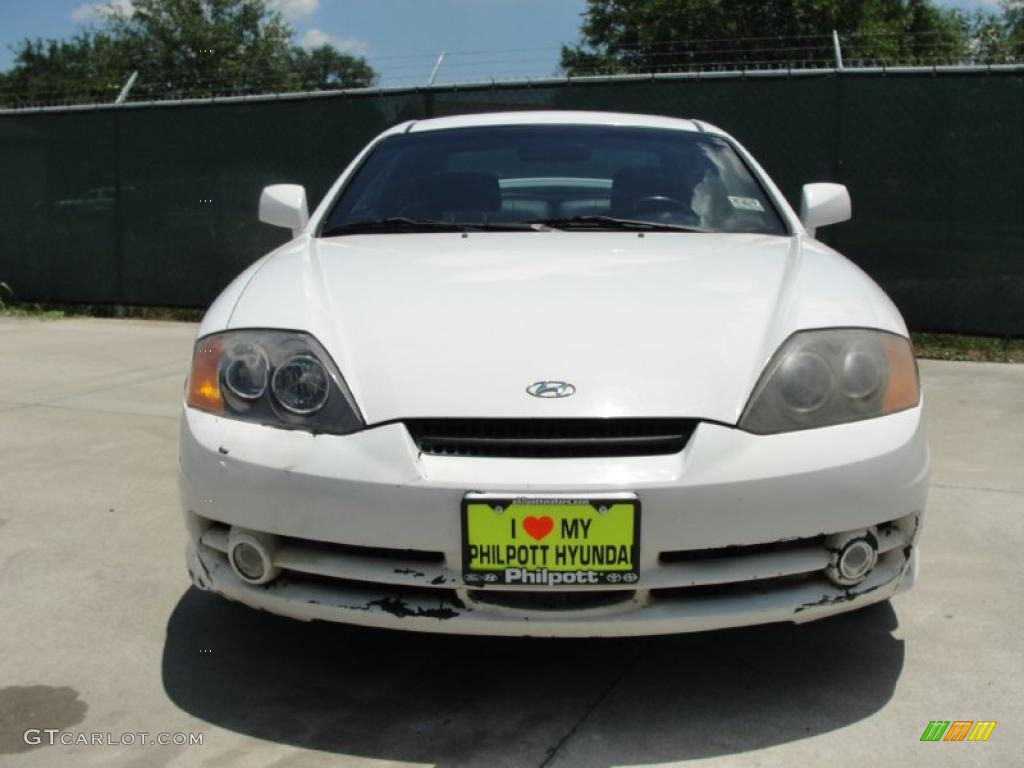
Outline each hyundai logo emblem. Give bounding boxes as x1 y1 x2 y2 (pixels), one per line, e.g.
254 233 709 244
526 380 576 399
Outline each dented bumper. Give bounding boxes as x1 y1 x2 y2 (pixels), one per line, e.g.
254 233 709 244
178 404 928 637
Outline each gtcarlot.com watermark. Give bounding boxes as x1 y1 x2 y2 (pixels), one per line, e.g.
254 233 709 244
24 729 203 747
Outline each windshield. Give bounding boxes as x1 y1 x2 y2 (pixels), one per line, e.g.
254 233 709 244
320 125 787 236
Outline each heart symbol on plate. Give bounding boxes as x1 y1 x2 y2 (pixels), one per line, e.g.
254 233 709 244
522 515 554 541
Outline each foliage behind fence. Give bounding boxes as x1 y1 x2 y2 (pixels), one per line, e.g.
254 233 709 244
0 69 1021 334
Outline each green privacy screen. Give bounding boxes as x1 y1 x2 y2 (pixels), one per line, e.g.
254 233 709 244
0 70 1021 334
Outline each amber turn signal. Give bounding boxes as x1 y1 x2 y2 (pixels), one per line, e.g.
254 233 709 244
881 334 920 414
186 335 224 414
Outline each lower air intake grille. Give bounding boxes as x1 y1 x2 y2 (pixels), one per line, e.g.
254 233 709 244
405 418 696 458
467 589 637 611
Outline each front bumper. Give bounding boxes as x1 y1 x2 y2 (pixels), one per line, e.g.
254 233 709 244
178 405 928 637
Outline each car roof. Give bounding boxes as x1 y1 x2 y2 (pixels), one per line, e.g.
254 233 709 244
405 110 719 135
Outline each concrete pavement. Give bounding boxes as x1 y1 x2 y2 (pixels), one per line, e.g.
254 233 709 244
0 316 1021 767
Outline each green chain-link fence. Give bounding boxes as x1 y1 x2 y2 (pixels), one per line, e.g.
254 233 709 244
0 69 1021 334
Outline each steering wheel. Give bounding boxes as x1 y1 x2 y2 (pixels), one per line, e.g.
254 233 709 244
632 195 689 215
631 195 702 226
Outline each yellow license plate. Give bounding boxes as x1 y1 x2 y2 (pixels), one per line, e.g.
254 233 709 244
461 495 640 586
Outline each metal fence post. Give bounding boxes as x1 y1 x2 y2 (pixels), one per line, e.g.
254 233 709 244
115 71 139 105
427 52 447 86
112 71 137 311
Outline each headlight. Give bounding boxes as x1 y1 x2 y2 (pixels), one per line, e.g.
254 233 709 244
739 328 919 434
271 354 330 415
185 329 363 435
223 341 269 401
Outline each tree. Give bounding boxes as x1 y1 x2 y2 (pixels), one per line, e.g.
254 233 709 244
959 7 1016 63
560 0 989 75
290 45 376 91
3 33 133 105
0 0 375 106
1003 0 1024 56
106 0 296 96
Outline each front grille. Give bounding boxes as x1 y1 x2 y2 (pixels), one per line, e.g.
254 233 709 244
468 589 637 611
201 520 444 563
278 538 444 564
405 418 696 458
659 536 826 564
650 572 818 600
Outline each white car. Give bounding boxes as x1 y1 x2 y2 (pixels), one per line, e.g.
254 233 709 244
179 111 928 637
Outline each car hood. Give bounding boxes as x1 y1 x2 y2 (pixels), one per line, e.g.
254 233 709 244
223 232 905 425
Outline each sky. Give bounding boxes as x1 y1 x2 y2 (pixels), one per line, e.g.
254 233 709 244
0 0 1006 87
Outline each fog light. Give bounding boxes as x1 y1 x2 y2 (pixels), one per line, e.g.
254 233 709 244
227 528 280 585
232 542 264 579
825 527 878 587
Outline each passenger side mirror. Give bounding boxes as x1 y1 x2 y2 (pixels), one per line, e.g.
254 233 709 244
259 184 309 236
799 183 851 237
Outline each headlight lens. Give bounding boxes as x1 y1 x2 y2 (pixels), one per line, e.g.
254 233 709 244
839 341 885 400
223 341 269 401
739 328 919 434
776 351 834 413
271 354 330 415
186 329 363 435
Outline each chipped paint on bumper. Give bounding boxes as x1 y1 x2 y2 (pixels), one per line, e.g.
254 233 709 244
179 403 928 637
185 538 916 637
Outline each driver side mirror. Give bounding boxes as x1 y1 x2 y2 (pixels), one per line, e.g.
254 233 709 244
259 184 309 236
799 183 851 237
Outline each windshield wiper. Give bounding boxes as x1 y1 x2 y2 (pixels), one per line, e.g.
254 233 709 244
529 215 711 233
321 217 542 237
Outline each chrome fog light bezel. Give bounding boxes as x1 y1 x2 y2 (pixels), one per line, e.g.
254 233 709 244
825 527 879 587
227 528 281 585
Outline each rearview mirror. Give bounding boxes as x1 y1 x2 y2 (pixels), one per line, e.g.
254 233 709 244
259 184 308 235
799 183 851 236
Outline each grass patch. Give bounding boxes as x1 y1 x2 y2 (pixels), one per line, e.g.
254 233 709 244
912 333 1024 363
0 301 204 322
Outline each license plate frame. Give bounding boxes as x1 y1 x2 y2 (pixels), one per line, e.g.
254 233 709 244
461 493 641 586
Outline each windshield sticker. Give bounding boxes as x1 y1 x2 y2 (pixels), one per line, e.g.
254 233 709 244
728 196 765 212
